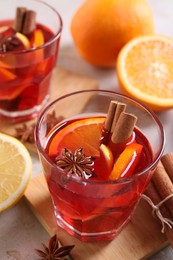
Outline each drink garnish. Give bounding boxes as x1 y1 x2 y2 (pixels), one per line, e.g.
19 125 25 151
111 112 137 144
0 35 20 52
0 7 42 53
14 7 36 34
55 148 95 179
109 143 143 180
35 234 74 259
101 100 144 180
102 101 126 144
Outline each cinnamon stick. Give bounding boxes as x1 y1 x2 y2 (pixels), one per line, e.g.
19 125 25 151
110 102 126 133
14 7 27 32
152 160 173 217
161 153 173 182
104 101 118 133
14 7 36 34
111 112 137 144
22 10 36 34
145 182 173 247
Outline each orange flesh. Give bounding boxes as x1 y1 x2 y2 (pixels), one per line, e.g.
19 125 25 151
0 67 16 81
125 40 173 98
109 143 143 180
48 117 105 158
33 29 44 47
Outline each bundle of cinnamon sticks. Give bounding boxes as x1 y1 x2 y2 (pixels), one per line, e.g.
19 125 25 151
14 7 36 34
145 153 173 247
102 100 137 145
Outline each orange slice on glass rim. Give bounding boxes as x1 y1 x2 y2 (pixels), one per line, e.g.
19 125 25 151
116 35 173 111
48 117 105 157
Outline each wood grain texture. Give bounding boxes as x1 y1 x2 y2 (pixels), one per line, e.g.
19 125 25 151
24 174 168 260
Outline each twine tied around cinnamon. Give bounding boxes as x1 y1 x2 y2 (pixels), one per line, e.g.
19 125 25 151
141 193 173 233
141 153 173 246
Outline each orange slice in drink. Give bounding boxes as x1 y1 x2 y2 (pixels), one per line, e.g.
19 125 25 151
33 29 44 47
48 117 105 157
15 32 31 49
116 35 173 111
109 143 143 180
93 143 114 180
0 67 16 81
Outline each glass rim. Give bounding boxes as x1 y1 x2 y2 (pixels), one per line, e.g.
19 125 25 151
0 0 63 55
35 89 165 185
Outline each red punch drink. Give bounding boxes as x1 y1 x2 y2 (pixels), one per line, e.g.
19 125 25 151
35 90 165 242
0 1 62 121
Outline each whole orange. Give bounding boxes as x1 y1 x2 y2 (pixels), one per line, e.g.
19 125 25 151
71 0 154 68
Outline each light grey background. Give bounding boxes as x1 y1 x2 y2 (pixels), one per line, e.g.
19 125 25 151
1 0 173 259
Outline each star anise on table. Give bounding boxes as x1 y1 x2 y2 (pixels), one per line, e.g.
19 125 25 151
35 234 74 260
45 111 64 133
14 111 64 144
55 148 95 179
15 123 35 143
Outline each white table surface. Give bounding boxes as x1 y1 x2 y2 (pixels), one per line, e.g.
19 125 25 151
1 0 173 259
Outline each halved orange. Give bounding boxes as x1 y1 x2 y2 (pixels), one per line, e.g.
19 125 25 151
116 35 173 111
48 117 105 157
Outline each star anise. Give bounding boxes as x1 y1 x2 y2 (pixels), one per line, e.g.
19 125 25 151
15 123 35 143
46 111 64 133
55 148 95 179
35 234 74 260
14 111 63 144
0 35 20 52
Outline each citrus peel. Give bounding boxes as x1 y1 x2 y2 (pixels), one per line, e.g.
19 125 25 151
109 143 143 180
0 133 32 212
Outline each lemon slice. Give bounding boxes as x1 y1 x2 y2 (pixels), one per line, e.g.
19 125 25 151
0 133 32 212
16 32 30 49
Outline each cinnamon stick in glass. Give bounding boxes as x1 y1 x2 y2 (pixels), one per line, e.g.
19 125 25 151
22 10 36 34
102 101 126 145
101 100 117 145
111 112 137 144
14 7 36 34
110 102 126 133
104 101 118 134
14 7 27 32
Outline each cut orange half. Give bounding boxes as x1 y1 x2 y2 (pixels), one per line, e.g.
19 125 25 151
48 117 105 157
116 35 173 111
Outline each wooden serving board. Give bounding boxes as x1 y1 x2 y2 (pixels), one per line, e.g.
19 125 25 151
0 66 99 152
24 174 168 260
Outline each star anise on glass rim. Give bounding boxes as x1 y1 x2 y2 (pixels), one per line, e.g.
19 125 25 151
55 148 95 179
35 234 74 260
